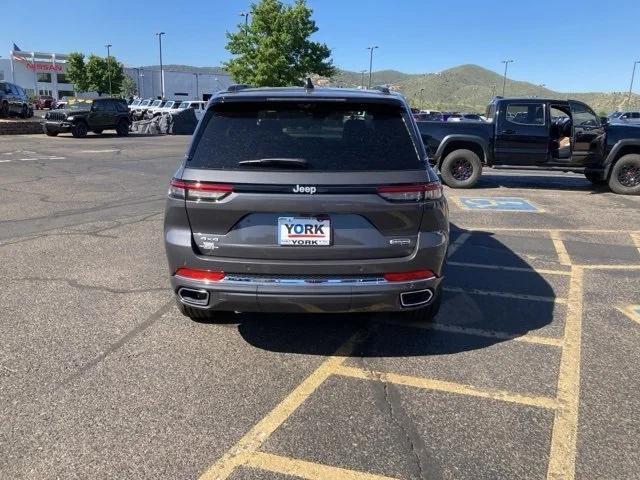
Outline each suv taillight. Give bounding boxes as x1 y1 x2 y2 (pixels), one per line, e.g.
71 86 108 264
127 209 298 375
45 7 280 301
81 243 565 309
169 178 233 201
376 182 443 202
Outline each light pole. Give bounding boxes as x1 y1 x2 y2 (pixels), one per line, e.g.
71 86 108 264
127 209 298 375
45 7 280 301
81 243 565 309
360 70 367 89
155 32 165 99
420 88 424 109
240 12 250 26
139 68 144 98
628 61 640 108
105 44 112 96
367 45 378 89
501 59 514 96
194 72 199 100
491 84 496 98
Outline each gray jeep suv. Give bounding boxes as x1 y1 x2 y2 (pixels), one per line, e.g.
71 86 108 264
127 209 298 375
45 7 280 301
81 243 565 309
164 85 449 321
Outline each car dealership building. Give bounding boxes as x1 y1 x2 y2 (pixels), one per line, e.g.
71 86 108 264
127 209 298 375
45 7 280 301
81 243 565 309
0 48 232 101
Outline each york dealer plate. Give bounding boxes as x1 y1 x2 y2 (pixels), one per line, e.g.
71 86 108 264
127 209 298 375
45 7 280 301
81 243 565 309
278 217 331 246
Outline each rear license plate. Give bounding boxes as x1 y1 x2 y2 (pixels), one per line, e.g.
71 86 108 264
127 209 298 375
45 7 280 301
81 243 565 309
278 217 331 246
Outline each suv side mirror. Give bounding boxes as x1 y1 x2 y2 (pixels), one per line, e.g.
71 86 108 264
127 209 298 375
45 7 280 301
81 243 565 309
600 116 609 125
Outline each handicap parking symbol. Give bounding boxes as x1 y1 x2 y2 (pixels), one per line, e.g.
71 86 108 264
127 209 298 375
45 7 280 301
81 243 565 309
455 197 543 212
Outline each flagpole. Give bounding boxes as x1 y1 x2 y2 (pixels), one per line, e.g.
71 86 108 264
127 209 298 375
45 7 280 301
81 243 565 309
32 52 38 97
10 49 15 83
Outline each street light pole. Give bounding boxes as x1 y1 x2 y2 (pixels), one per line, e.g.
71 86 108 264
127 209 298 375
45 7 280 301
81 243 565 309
155 32 165 99
240 12 250 26
420 88 424 109
360 70 367 89
628 61 640 108
367 46 378 89
105 44 112 96
501 60 514 96
194 73 199 100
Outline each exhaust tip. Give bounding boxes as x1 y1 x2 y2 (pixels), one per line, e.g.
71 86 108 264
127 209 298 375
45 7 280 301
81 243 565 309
178 287 209 307
400 289 433 308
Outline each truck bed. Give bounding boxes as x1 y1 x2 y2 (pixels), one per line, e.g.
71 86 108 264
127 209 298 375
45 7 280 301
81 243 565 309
416 121 493 157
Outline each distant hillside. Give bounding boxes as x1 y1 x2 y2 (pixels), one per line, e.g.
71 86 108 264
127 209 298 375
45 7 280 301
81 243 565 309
327 64 639 114
140 64 230 75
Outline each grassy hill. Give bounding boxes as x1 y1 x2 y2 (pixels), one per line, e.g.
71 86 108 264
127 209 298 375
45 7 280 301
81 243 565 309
327 64 639 114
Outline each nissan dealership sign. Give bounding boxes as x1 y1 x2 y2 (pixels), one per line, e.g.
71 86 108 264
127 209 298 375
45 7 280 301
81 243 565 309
12 54 65 72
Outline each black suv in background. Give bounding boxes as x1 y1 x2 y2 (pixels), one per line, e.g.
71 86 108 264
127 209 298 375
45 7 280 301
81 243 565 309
0 81 31 118
44 97 130 137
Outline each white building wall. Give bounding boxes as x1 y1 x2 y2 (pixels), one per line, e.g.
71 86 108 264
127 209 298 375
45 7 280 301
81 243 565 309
125 68 233 101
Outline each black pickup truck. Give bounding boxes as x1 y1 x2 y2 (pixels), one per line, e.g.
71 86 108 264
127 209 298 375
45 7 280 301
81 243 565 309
417 97 640 195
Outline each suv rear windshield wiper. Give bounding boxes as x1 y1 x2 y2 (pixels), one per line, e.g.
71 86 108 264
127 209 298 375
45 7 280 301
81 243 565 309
238 158 308 168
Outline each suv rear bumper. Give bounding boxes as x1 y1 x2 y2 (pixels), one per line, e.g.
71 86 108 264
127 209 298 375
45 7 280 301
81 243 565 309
171 274 442 313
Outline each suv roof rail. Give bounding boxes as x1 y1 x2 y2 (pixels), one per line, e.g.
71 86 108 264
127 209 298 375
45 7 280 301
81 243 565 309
226 84 252 93
373 85 391 94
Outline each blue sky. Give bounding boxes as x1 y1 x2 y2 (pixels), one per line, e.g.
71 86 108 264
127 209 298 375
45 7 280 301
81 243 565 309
2 0 639 92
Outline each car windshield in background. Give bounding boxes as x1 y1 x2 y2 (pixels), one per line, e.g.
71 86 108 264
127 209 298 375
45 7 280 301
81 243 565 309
151 100 162 107
178 102 189 109
189 101 422 171
66 99 93 109
131 100 141 106
140 100 151 106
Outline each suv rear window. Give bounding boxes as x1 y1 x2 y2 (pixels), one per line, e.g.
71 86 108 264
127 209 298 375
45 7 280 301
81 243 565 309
189 101 422 171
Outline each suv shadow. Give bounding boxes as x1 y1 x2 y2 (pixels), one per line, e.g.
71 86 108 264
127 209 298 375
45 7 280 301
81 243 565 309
198 224 559 357
473 172 610 194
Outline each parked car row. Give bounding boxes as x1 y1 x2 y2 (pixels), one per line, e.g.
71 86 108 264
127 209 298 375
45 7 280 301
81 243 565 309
412 109 486 123
129 98 207 121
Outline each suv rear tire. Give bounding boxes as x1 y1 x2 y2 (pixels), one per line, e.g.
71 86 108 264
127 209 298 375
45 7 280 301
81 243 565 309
399 284 442 323
176 300 217 321
44 127 58 137
608 154 640 195
71 121 88 138
115 119 129 136
440 149 482 188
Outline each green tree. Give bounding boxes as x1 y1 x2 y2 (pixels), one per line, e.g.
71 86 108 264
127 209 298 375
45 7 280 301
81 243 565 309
223 0 335 86
66 52 90 92
86 54 125 96
120 75 138 98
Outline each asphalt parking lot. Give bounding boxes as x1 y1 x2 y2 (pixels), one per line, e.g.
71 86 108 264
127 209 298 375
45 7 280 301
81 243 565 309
1 134 639 480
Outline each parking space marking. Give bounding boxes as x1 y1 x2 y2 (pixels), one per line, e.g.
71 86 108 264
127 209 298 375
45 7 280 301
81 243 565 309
617 305 640 326
244 452 399 480
380 318 564 347
198 331 365 480
79 149 121 153
631 233 640 257
447 232 471 258
459 227 640 234
453 196 543 212
581 264 640 270
334 365 558 409
448 261 570 276
546 266 583 480
444 286 566 304
549 230 572 266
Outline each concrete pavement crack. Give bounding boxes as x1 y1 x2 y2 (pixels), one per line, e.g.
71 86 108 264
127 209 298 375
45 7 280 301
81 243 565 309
12 276 169 295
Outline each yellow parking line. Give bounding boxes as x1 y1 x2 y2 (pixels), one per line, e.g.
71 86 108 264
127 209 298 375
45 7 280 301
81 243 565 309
581 264 640 270
198 331 365 480
630 233 640 257
617 305 640 326
447 232 471 259
334 365 558 410
380 318 563 347
549 230 571 266
245 452 399 480
447 261 571 276
457 227 640 234
444 286 566 304
546 266 584 480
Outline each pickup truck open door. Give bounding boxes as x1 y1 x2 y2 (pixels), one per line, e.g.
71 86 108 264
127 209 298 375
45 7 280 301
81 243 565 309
494 101 549 165
569 101 605 165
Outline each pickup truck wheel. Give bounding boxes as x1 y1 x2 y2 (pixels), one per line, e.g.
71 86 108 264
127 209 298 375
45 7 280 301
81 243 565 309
584 171 607 185
115 119 129 136
440 149 482 188
608 154 640 195
71 121 88 138
0 101 8 118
